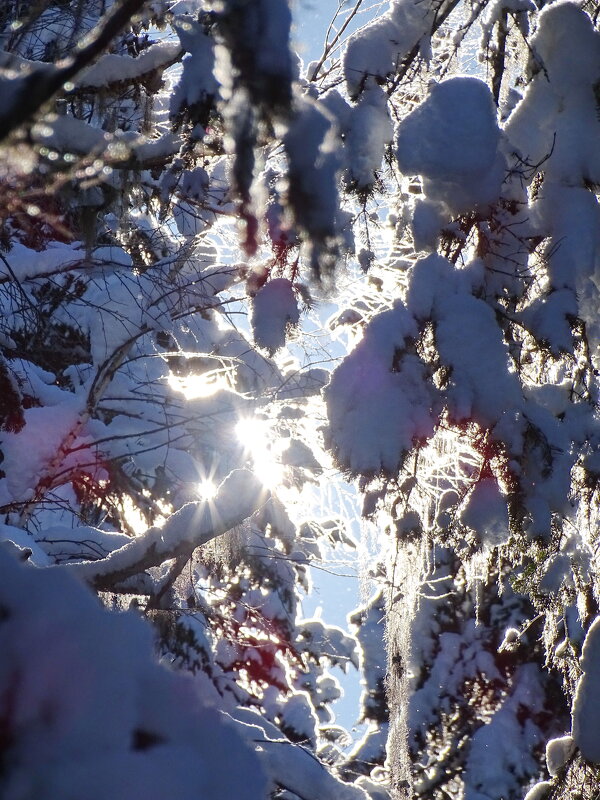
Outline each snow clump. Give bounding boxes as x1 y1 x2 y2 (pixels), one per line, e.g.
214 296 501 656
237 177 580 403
572 615 600 762
251 278 300 354
395 77 505 215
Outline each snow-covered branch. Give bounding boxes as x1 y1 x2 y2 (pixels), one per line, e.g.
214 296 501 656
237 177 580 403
0 0 147 140
64 469 266 591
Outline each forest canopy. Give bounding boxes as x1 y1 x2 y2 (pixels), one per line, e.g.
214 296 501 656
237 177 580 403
1 1 600 799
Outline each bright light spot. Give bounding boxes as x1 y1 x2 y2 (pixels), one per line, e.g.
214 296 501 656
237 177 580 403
121 493 170 534
169 369 232 398
198 478 218 501
236 417 285 490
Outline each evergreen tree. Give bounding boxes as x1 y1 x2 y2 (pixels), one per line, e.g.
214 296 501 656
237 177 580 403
0 2 365 797
2 0 600 799
324 0 600 797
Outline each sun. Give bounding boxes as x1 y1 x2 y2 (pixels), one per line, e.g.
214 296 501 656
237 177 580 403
235 416 286 490
169 369 232 399
169 366 289 495
197 478 218 501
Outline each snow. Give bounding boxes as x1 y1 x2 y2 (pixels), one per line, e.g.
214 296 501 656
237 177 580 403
459 478 510 548
0 547 268 800
4 1 600 796
279 692 317 745
251 278 300 354
437 291 522 427
405 253 523 432
250 0 295 86
520 289 578 354
33 114 109 154
297 619 359 670
464 664 546 797
0 241 86 281
349 591 387 722
395 77 504 214
344 85 393 189
480 0 535 55
76 42 181 89
170 16 218 123
343 722 389 774
36 524 131 563
411 200 446 252
523 782 552 800
32 114 181 161
325 301 436 476
0 524 50 566
284 95 341 249
0 400 85 502
572 615 600 762
227 707 370 798
343 0 436 98
545 735 574 776
66 468 265 589
275 367 329 400
505 3 600 186
282 438 323 473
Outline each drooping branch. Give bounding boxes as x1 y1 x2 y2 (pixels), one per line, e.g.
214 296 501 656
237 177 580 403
491 9 509 106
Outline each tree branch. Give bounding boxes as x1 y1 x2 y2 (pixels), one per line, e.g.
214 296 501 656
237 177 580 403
0 0 148 141
63 469 266 591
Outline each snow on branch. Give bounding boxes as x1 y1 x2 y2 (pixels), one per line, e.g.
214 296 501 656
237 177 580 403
0 0 147 141
75 41 182 89
64 469 266 591
231 707 370 799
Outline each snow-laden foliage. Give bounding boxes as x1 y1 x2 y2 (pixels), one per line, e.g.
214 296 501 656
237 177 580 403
321 0 600 798
3 0 600 799
0 544 269 800
0 2 367 797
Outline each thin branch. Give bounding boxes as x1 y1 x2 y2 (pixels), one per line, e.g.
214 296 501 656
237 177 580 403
0 0 148 141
